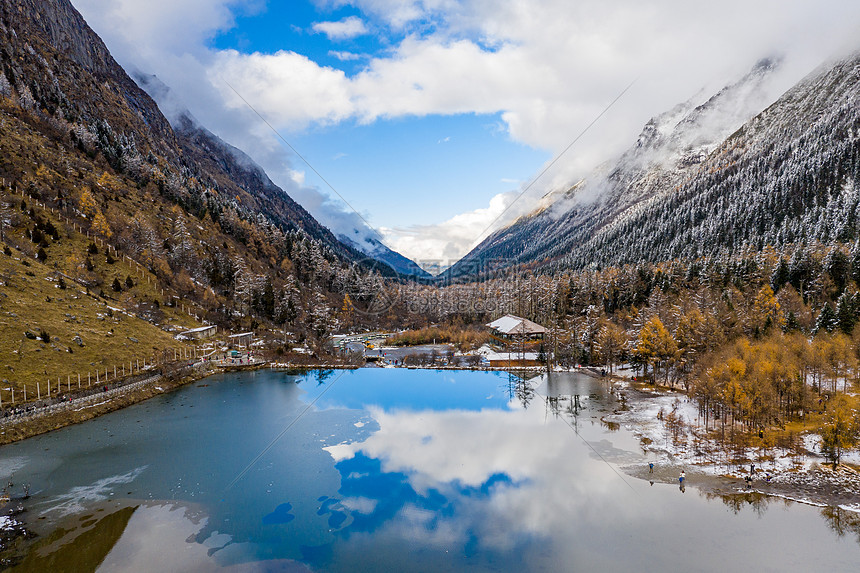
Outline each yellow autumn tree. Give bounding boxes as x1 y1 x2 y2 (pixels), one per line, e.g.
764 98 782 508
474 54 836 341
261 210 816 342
91 211 112 238
751 284 784 334
636 316 678 385
339 294 355 330
596 320 627 375
97 171 123 193
818 394 860 466
35 164 53 183
78 187 99 218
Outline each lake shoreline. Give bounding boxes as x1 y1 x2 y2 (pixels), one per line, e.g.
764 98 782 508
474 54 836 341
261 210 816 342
2 363 858 517
1 367 859 569
0 365 231 446
604 373 860 512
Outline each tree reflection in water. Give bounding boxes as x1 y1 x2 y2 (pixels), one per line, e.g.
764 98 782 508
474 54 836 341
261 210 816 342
700 490 782 517
505 370 536 409
821 506 860 543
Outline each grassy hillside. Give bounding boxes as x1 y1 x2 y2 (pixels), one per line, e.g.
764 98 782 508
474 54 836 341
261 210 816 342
0 188 200 404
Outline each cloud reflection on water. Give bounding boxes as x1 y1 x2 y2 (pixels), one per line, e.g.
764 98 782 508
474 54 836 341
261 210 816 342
322 395 646 557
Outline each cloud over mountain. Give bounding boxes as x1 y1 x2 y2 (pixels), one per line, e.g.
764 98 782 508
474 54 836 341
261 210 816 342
71 0 860 265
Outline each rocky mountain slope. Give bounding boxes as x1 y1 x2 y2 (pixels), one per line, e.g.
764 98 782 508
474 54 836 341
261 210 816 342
448 53 860 279
0 0 409 351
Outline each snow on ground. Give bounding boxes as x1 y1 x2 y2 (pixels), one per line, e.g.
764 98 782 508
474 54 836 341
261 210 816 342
607 376 820 476
842 448 860 466
0 515 15 531
604 373 860 508
605 381 732 474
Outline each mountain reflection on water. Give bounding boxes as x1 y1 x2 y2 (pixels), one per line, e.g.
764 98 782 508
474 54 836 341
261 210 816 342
1 369 859 572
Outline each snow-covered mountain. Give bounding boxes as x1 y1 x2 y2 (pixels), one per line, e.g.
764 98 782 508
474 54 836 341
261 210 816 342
447 53 860 279
337 232 430 278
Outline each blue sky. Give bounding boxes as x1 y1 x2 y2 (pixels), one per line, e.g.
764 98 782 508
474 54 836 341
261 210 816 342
210 1 548 228
282 114 545 227
212 1 375 73
72 0 860 269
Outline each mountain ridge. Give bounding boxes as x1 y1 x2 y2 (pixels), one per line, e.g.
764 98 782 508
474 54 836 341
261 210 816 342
132 70 428 277
0 0 414 352
447 52 860 279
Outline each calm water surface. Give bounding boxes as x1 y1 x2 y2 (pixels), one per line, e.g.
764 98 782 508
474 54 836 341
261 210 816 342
1 369 859 572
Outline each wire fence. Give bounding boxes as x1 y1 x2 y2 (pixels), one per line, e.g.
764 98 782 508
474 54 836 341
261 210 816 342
0 360 207 425
0 345 205 414
2 185 211 322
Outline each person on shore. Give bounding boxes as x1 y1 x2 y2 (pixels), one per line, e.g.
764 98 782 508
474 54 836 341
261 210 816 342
679 470 685 484
649 462 654 473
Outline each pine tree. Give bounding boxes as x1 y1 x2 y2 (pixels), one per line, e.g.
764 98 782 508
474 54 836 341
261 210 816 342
770 257 789 293
813 303 838 335
0 72 11 97
835 292 857 335
824 248 850 293
851 239 860 287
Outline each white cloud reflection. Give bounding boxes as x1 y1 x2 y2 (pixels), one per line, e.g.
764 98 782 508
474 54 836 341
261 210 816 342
324 399 642 550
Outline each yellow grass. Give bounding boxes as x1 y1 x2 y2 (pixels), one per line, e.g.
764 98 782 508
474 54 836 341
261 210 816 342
0 200 201 405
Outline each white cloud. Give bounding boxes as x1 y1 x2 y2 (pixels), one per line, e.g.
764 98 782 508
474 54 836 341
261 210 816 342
380 191 521 270
70 0 860 263
329 50 364 61
312 16 368 40
213 49 354 129
323 0 460 30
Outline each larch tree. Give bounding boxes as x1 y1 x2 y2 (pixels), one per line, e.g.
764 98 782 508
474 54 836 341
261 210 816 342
91 211 112 238
596 320 627 375
818 394 860 466
78 188 99 218
635 316 678 385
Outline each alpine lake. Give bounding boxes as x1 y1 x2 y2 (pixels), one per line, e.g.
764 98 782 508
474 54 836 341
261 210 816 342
1 368 859 572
